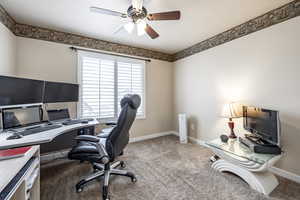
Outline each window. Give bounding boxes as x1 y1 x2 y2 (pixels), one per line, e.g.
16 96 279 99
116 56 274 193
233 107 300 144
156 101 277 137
78 51 145 120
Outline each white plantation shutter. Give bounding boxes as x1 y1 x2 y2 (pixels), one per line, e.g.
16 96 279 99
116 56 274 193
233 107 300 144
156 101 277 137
99 60 115 119
80 57 101 118
78 51 145 120
117 62 145 117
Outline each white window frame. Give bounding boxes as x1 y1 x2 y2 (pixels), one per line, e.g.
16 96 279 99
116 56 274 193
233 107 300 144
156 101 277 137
77 50 146 121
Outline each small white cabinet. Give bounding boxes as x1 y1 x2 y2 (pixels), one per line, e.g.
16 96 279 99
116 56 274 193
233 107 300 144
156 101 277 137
0 146 40 200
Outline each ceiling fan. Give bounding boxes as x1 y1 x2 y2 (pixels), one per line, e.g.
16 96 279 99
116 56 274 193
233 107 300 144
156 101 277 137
90 0 181 39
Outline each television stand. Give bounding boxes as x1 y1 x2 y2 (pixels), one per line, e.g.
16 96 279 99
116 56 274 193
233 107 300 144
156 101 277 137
206 138 282 195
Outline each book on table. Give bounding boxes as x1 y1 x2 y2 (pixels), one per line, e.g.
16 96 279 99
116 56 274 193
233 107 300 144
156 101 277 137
0 146 32 161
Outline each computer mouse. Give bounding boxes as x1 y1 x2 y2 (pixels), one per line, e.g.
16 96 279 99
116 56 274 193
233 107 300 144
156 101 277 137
7 133 23 140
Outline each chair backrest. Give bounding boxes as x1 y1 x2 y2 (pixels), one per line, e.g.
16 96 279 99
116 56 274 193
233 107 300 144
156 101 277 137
105 94 141 161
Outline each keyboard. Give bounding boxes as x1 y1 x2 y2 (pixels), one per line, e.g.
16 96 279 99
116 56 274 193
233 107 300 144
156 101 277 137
62 120 83 126
20 125 63 136
62 118 94 126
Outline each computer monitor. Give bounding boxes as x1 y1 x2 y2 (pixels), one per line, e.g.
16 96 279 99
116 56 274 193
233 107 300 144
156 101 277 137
243 106 280 146
0 75 44 106
43 81 79 103
2 106 42 129
47 109 70 121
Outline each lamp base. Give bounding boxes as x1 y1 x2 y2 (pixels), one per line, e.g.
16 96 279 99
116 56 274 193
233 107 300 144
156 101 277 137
228 133 237 139
228 120 237 139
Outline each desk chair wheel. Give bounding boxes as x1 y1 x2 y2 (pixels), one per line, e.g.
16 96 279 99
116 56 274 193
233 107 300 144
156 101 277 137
131 176 137 183
76 180 86 193
103 186 110 200
120 161 126 168
76 187 83 193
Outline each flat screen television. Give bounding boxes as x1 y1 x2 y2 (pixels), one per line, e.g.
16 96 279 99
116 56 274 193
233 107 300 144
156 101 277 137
0 75 44 106
243 106 280 146
43 81 79 103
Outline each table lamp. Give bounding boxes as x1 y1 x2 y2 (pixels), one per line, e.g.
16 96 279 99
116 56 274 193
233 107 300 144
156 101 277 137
221 102 243 139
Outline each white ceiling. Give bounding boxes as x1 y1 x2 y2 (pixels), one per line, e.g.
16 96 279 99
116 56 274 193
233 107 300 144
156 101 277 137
0 0 293 54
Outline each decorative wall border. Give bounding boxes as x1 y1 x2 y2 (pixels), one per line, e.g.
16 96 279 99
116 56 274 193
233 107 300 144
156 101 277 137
0 5 173 62
1 1 300 62
0 4 16 33
173 0 300 61
14 23 174 62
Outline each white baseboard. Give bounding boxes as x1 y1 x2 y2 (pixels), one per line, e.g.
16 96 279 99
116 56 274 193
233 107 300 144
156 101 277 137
172 132 300 184
270 166 300 184
188 136 208 147
129 131 175 143
172 132 208 147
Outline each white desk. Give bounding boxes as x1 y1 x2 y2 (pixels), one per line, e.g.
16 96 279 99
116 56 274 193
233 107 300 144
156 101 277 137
0 119 99 200
0 146 40 200
0 120 99 150
206 139 282 195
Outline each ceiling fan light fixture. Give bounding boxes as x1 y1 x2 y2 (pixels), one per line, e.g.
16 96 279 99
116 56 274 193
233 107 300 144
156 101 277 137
132 0 143 11
124 22 135 33
137 19 147 36
90 1 181 40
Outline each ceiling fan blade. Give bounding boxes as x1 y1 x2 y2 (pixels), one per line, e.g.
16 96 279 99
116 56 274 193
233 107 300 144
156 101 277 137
148 11 181 21
145 24 159 39
90 7 127 18
132 0 144 10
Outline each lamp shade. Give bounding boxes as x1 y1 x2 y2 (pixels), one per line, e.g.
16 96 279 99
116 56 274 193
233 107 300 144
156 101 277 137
221 102 243 119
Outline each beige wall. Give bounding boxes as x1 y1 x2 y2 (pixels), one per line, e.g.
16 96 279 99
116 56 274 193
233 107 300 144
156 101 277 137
16 37 77 83
16 37 174 137
0 23 16 76
174 16 300 175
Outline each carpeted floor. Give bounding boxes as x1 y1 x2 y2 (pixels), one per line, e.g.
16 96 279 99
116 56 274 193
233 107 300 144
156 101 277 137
41 135 300 200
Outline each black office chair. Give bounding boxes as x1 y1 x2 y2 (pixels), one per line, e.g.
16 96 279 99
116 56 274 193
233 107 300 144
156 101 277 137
68 94 141 200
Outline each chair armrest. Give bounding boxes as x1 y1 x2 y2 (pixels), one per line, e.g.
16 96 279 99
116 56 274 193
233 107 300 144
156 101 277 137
92 143 109 164
97 127 114 138
75 135 109 164
75 135 100 143
98 132 110 138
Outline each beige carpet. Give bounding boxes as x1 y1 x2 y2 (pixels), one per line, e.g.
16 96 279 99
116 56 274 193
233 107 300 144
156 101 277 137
41 135 300 200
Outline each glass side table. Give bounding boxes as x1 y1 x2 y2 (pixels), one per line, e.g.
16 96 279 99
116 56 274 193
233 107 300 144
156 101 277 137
205 138 282 195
